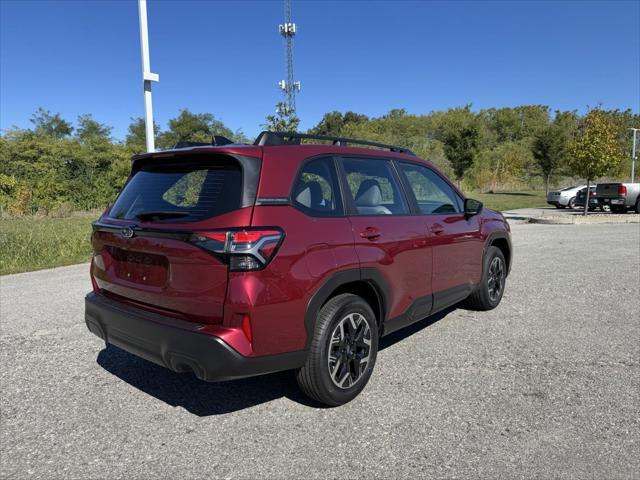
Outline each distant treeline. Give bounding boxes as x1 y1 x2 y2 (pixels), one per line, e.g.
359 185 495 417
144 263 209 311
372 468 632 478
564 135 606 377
0 105 637 215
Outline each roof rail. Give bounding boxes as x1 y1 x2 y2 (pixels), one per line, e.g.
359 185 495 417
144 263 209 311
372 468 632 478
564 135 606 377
172 135 235 150
253 131 415 155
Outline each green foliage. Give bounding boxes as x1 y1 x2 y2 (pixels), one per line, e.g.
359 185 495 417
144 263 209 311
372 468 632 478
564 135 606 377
0 215 95 275
568 108 625 181
125 117 160 154
262 102 300 132
162 169 207 207
1 105 637 221
470 191 548 211
435 106 480 181
308 111 368 136
157 109 234 149
466 141 534 192
76 114 113 143
568 108 626 215
531 110 577 193
0 108 250 216
30 108 73 139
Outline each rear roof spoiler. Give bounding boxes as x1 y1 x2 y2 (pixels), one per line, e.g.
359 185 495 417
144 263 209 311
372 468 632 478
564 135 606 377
172 135 235 149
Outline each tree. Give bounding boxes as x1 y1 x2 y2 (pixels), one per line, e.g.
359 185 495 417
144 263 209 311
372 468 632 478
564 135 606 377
531 111 577 194
125 117 160 154
262 102 300 132
568 109 625 215
158 109 234 149
76 114 112 143
233 129 252 144
308 111 368 136
30 108 73 139
437 107 479 182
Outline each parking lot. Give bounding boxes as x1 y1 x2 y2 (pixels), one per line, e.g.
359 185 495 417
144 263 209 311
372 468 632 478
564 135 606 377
1 221 639 479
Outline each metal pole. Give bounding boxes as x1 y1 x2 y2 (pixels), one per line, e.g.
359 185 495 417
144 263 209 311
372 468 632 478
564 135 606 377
138 0 159 152
630 128 639 183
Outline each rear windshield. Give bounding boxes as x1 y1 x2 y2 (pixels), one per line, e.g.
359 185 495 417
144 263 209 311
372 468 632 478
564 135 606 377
109 159 242 223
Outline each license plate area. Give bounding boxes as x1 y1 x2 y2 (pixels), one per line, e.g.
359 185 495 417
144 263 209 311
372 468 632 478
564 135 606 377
106 246 169 287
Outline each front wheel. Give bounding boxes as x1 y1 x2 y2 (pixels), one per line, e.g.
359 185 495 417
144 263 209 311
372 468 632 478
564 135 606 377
296 294 378 406
465 246 507 311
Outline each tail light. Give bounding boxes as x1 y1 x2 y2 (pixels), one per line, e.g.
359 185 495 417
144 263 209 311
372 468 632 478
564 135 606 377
190 228 284 271
618 185 628 196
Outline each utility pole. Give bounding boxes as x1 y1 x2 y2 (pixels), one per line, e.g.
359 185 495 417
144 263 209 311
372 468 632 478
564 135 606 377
278 0 300 117
138 0 159 152
630 128 639 183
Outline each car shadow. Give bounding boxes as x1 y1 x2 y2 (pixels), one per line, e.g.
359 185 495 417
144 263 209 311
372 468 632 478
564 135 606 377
96 306 456 416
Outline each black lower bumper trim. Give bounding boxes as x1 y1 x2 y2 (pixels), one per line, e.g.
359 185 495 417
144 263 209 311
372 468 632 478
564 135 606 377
85 293 307 382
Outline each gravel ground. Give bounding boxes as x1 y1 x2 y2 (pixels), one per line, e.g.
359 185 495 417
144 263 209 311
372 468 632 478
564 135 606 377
1 222 639 479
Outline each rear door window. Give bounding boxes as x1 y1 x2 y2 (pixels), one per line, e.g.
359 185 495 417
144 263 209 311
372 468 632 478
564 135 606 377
109 159 242 222
340 157 408 215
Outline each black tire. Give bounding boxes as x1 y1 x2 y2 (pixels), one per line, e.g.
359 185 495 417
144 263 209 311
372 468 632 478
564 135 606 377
555 204 564 209
465 246 507 311
568 197 576 209
296 294 378 406
611 205 626 214
635 199 640 214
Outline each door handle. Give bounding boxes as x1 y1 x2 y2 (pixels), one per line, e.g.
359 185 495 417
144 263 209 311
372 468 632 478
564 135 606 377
430 223 445 235
360 227 381 240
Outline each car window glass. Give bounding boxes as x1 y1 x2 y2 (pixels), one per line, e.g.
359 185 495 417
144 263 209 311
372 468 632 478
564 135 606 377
399 162 463 214
292 157 342 215
109 160 242 222
341 157 408 215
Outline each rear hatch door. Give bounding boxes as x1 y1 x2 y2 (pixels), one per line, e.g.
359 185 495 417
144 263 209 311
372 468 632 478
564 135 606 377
91 151 260 323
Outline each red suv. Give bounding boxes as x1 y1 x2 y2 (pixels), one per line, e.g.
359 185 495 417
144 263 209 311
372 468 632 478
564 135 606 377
85 132 511 406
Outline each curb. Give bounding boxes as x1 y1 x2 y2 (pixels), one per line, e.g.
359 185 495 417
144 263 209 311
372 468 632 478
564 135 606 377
527 215 640 225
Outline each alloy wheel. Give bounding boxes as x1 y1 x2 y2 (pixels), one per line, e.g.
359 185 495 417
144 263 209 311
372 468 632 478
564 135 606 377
327 313 372 389
487 256 505 303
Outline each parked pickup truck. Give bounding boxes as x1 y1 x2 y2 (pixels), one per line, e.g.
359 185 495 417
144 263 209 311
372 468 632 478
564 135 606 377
595 183 640 213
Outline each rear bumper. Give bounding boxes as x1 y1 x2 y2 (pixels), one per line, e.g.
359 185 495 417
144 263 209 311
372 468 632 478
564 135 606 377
85 292 306 382
599 196 628 206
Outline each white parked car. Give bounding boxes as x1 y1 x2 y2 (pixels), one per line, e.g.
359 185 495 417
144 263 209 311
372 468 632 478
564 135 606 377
546 185 587 209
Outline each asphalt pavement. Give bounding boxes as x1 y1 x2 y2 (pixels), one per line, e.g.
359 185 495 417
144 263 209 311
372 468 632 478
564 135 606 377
1 222 639 479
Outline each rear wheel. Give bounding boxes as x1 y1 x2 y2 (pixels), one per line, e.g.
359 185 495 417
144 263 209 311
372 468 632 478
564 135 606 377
611 205 626 214
296 294 378 406
568 197 576 209
465 246 507 311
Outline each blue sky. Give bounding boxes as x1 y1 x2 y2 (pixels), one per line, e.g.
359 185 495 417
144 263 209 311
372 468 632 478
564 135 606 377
1 0 639 140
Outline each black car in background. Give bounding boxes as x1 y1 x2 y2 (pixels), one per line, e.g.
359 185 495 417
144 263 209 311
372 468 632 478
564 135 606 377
574 186 604 211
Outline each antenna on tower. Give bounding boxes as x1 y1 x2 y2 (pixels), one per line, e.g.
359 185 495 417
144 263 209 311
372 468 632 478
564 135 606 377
277 0 300 117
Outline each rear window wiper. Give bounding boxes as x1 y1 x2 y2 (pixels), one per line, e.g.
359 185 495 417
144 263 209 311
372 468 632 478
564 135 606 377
134 211 191 221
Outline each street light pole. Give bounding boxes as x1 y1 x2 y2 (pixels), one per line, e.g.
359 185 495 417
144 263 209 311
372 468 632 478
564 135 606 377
138 0 159 152
630 128 639 183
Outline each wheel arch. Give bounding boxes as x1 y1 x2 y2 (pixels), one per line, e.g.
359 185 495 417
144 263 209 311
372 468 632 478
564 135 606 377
485 231 512 275
303 268 391 349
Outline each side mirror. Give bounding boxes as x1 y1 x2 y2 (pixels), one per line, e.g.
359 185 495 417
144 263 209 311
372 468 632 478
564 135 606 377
464 198 483 217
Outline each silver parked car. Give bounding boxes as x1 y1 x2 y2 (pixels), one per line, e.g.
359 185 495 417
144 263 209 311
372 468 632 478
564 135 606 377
546 185 587 209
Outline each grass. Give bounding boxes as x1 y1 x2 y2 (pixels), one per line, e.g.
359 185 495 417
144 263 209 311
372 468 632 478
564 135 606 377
0 214 95 276
470 190 548 212
0 192 546 275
